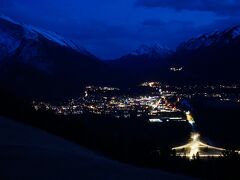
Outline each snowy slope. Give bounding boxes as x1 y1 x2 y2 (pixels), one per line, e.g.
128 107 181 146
131 43 172 57
26 25 89 54
0 28 21 54
0 15 89 55
178 25 240 51
0 16 106 99
0 117 193 180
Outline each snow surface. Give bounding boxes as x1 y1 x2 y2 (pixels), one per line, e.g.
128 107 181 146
182 32 219 50
0 15 19 25
0 15 88 54
180 26 240 50
0 117 194 180
0 29 21 54
231 27 240 38
131 43 172 56
26 25 86 51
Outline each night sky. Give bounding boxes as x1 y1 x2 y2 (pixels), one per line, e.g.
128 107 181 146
1 0 240 59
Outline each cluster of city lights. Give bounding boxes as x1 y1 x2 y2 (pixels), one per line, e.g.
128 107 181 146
170 67 183 72
32 82 240 160
33 83 186 122
33 82 240 122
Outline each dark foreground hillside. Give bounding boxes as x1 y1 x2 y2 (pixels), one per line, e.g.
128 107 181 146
1 88 240 179
0 117 192 180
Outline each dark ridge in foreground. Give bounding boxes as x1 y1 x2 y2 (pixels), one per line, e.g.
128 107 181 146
0 117 192 180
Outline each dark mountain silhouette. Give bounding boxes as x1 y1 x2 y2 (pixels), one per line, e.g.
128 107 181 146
0 16 108 100
170 26 240 83
110 26 240 84
1 16 240 100
107 44 173 84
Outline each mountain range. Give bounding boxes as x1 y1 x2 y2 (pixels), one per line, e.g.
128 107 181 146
0 16 108 100
0 16 240 99
110 25 240 84
173 26 240 83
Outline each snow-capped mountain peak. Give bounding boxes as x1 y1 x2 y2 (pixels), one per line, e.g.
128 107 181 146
0 15 17 24
0 15 89 55
25 25 89 53
130 43 172 57
228 25 240 38
178 25 240 51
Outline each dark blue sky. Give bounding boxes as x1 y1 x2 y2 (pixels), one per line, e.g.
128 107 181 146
1 0 240 59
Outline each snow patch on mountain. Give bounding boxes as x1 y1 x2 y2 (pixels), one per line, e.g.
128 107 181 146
231 26 240 38
131 43 172 57
180 30 222 50
25 26 89 55
0 15 89 55
178 26 240 51
25 25 86 52
0 15 19 25
0 29 21 55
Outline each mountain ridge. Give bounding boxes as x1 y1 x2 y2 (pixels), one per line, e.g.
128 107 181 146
0 16 108 100
0 15 91 55
0 15 240 100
